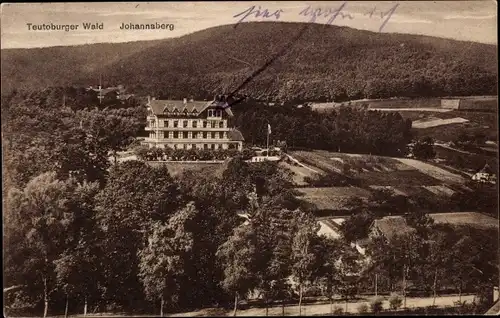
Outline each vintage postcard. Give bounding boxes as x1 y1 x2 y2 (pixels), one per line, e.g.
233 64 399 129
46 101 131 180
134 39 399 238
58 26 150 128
2 1 498 317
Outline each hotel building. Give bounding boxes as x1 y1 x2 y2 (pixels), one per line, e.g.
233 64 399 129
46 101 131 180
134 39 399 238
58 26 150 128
143 97 244 150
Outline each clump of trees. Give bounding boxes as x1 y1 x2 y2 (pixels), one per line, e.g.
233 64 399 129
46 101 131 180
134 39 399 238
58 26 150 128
233 101 413 157
411 137 436 160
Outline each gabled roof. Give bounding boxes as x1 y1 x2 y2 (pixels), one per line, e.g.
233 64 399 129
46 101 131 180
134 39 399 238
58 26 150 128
148 100 212 115
370 216 416 240
227 129 245 141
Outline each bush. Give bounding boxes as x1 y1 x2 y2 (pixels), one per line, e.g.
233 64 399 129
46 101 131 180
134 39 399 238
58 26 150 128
357 303 369 314
370 297 384 313
389 295 403 310
333 306 344 315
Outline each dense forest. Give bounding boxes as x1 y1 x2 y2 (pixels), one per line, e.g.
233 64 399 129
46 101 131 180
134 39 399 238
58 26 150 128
231 99 413 156
2 22 497 101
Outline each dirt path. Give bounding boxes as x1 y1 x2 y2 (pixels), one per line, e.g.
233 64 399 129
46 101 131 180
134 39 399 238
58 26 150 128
168 294 476 317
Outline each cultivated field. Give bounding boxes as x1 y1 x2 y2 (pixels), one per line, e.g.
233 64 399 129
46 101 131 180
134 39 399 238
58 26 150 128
287 150 468 212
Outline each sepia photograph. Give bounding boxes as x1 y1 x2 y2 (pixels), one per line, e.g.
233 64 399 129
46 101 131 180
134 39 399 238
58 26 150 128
1 1 498 317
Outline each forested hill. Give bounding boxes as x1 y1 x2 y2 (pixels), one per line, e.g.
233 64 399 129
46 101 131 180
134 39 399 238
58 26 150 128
2 22 497 101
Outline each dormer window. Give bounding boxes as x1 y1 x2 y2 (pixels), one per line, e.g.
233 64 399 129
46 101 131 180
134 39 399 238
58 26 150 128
163 105 170 113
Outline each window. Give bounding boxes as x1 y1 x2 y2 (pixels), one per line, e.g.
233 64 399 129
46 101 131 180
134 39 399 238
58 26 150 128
183 132 188 139
164 133 169 139
211 144 215 150
204 144 208 150
192 121 197 128
217 144 222 150
164 120 169 128
173 132 179 138
203 121 207 128
192 132 198 139
174 120 178 128
208 109 213 117
174 144 178 150
183 144 187 150
219 121 224 128
183 120 188 128
219 132 224 139
192 144 197 150
216 110 222 117
211 121 216 128
203 132 207 139
211 132 216 139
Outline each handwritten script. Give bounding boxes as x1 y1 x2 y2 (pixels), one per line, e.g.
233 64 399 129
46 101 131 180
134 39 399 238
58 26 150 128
233 2 400 32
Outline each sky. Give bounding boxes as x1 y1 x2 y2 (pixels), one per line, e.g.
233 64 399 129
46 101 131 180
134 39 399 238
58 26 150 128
1 1 497 49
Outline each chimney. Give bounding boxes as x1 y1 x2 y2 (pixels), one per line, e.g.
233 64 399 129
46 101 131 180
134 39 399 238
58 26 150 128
183 98 187 104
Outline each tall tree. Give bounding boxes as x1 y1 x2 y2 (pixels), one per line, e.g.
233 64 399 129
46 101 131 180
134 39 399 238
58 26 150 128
4 172 79 317
290 210 321 316
217 225 259 316
138 203 196 316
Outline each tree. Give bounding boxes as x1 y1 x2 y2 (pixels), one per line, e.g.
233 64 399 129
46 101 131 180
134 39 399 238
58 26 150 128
138 203 196 316
412 137 436 160
339 210 375 243
53 181 101 317
216 225 259 316
316 236 343 314
336 243 363 313
290 210 321 316
4 172 79 318
95 161 183 310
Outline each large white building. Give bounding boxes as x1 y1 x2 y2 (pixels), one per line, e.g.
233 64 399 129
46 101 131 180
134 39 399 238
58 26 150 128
143 96 244 150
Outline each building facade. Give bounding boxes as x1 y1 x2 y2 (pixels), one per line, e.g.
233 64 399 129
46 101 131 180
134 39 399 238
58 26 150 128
143 97 244 150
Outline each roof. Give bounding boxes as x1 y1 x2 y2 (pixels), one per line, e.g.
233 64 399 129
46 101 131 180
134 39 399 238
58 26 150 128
227 129 245 141
148 99 211 115
370 216 416 240
429 212 498 230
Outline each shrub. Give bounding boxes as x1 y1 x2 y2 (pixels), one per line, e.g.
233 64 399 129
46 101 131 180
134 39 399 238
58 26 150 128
389 295 403 310
333 306 344 315
357 303 369 314
370 297 384 313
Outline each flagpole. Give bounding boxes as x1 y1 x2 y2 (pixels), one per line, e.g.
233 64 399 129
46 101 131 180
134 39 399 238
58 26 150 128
266 122 270 157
